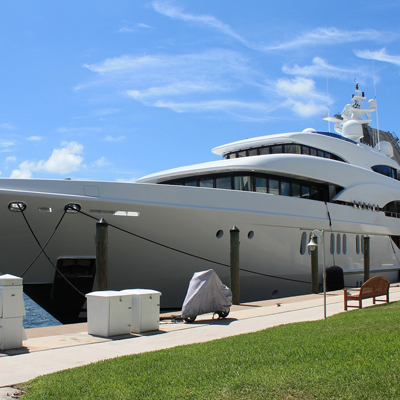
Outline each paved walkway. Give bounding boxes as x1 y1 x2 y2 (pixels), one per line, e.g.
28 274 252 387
1 286 399 397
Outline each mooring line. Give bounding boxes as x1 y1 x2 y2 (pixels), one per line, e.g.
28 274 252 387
76 209 311 285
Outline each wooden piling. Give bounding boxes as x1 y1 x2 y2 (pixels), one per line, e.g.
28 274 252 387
96 218 109 291
363 235 370 283
230 226 240 305
311 248 319 294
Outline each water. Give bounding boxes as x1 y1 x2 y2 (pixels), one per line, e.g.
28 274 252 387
23 294 62 329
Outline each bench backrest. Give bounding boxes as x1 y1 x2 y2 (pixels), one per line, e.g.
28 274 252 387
360 276 390 296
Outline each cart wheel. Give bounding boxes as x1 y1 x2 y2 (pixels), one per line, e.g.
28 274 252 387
184 315 196 323
217 310 230 319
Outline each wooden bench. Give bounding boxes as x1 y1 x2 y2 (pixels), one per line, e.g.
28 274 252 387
344 276 390 310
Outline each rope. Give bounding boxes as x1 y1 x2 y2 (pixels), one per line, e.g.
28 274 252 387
18 205 85 297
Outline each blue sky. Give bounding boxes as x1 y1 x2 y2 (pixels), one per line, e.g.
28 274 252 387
1 1 400 181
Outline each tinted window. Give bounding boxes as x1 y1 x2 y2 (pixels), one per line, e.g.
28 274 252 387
216 177 232 190
292 183 301 197
255 177 267 193
301 186 310 199
281 181 290 196
271 145 282 154
234 176 251 191
248 149 258 156
284 144 301 154
200 179 213 188
268 180 279 195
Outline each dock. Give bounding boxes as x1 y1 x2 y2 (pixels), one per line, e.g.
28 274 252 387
1 286 400 397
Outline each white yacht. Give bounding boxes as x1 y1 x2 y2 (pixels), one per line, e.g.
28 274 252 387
1 84 400 323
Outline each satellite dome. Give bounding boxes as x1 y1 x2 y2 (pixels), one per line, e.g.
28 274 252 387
375 141 394 158
302 128 317 133
342 120 363 141
368 99 376 109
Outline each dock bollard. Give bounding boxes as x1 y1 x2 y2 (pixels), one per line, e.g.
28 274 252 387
230 226 240 305
96 218 109 291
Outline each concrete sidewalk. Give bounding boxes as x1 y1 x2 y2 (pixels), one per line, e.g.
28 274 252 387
1 286 399 395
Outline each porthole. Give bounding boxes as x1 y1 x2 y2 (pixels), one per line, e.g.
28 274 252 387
356 235 360 254
300 232 307 255
272 290 279 298
330 233 335 255
248 231 254 239
216 230 224 239
343 234 347 255
336 234 341 255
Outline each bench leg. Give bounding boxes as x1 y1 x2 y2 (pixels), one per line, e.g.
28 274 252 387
359 299 362 309
373 297 376 305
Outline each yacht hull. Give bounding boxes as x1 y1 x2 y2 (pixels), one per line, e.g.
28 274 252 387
0 179 399 323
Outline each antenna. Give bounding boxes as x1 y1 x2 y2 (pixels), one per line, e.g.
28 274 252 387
372 59 381 150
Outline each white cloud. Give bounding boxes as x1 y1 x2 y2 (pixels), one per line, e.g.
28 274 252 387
92 157 110 168
275 76 317 97
126 81 224 100
265 28 393 51
103 135 126 142
10 141 84 178
0 140 15 148
57 126 101 133
82 50 264 117
154 99 269 114
283 99 327 118
355 47 400 66
270 76 328 118
118 23 151 33
152 1 247 45
152 3 393 53
5 156 16 164
83 50 247 76
282 57 366 81
0 123 16 130
118 27 135 33
27 136 45 142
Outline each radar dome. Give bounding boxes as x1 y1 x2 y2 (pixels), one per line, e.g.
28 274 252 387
341 120 363 141
302 128 317 133
375 141 394 158
368 99 376 109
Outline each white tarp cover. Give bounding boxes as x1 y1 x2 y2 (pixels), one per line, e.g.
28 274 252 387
181 269 232 318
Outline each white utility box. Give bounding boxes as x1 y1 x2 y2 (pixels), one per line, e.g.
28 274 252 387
86 291 132 337
0 274 26 350
121 289 161 333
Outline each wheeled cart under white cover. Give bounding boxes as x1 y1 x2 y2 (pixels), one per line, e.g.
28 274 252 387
181 269 232 323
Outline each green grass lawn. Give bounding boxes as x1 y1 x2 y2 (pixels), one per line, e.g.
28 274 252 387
21 301 400 399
